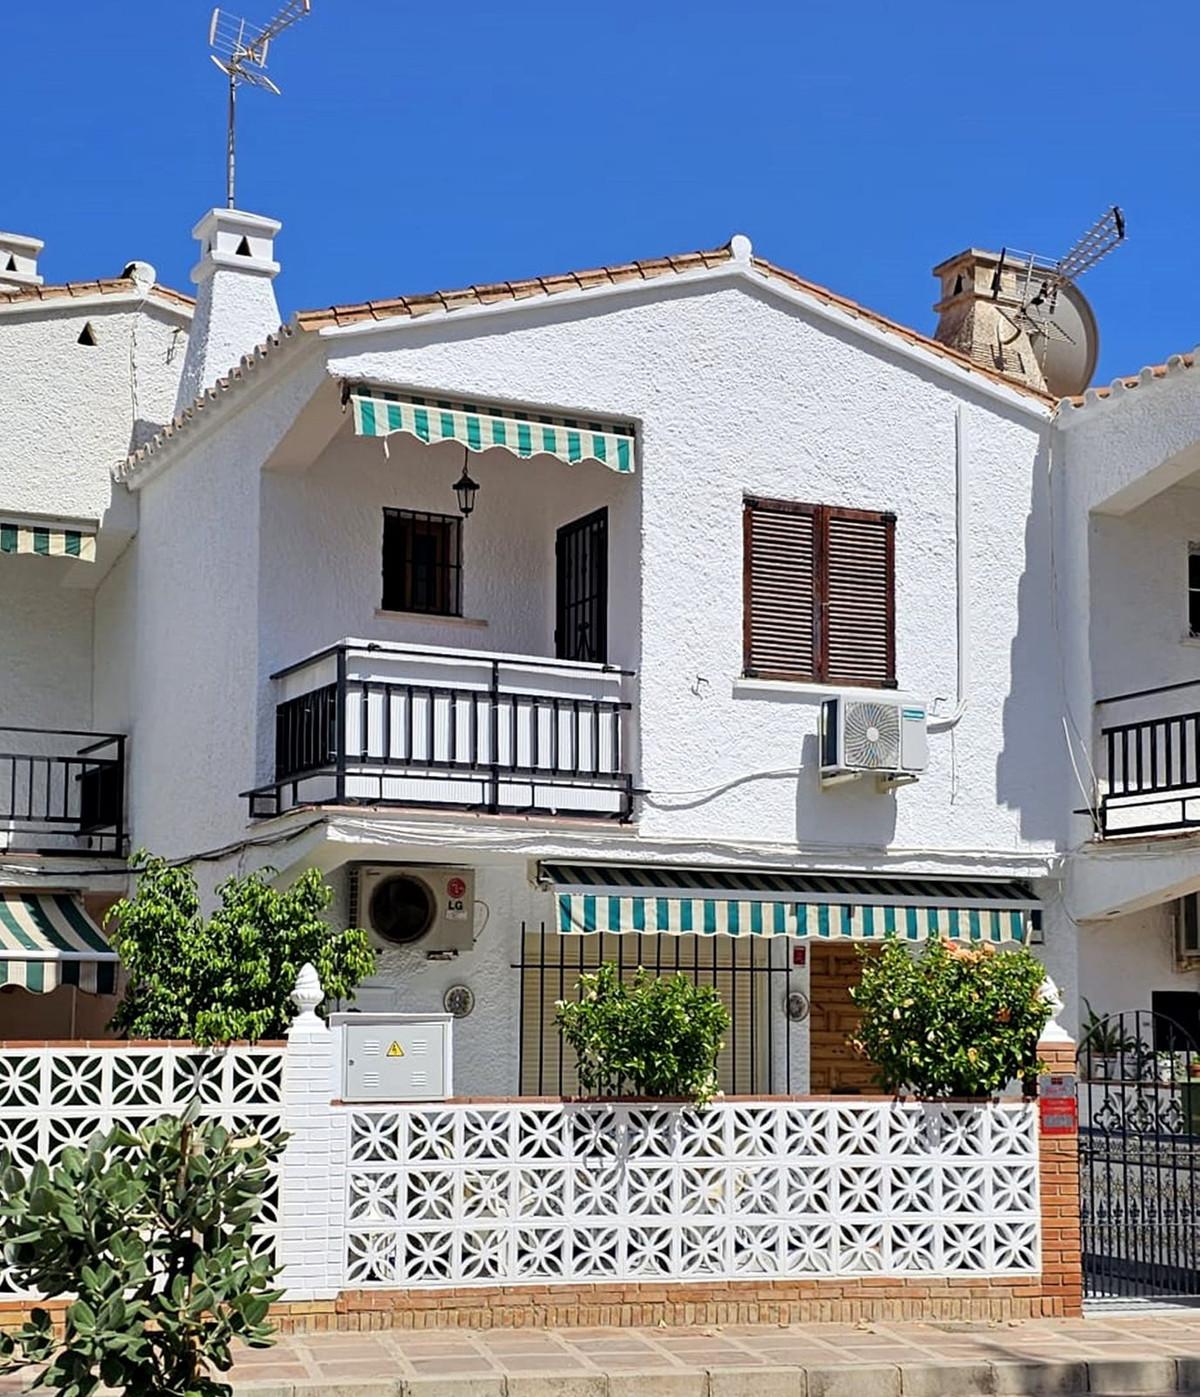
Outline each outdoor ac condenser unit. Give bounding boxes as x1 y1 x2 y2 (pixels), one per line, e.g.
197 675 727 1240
355 864 475 958
820 695 928 789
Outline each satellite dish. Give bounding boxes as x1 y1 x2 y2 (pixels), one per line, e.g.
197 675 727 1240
1001 207 1124 397
1024 280 1099 399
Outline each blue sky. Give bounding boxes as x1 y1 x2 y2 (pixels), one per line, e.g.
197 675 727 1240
5 1 1196 385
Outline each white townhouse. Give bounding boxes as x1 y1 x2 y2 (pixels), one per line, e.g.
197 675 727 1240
14 199 1200 1088
0 233 191 1036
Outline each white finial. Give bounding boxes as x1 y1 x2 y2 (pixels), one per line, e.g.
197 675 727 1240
289 961 325 1034
729 233 753 265
1038 975 1072 1044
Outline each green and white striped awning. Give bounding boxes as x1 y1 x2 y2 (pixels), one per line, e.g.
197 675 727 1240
0 894 118 994
349 388 636 474
0 522 95 561
542 865 1037 945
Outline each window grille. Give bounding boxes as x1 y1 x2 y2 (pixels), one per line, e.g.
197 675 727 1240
382 509 462 617
515 923 792 1096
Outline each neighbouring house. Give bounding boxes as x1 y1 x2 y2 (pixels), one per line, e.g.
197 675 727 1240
4 200 1200 1089
0 234 191 1037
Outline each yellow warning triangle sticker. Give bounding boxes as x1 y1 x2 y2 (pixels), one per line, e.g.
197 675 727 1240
386 1041 405 1058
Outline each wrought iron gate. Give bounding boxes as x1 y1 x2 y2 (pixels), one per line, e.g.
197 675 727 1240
1078 1010 1200 1299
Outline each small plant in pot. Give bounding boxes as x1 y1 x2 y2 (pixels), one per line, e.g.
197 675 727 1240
1079 1000 1139 1080
848 936 1052 1100
556 963 730 1107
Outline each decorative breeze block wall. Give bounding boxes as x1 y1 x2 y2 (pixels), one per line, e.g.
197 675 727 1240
342 1099 1040 1289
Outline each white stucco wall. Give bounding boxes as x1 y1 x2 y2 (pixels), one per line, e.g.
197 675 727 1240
0 299 187 523
325 278 1058 863
0 560 94 729
1077 903 1199 1022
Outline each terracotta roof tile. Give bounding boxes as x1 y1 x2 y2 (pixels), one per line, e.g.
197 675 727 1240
292 241 1050 403
0 275 192 311
1067 351 1196 409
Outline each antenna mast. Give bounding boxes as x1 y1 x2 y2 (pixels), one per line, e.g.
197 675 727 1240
208 0 311 208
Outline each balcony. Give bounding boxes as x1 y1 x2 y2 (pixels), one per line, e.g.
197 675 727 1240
246 642 634 822
1096 681 1200 838
0 726 126 856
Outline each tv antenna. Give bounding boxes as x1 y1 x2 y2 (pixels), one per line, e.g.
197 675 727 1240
208 0 311 209
993 206 1126 396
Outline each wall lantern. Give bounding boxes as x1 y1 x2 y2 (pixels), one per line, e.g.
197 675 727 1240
454 450 480 517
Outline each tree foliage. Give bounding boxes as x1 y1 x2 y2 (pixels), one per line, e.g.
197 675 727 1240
849 937 1052 1098
0 1106 285 1397
108 853 374 1044
556 963 730 1106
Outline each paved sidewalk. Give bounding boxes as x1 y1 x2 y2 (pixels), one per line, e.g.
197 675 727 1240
8 1312 1200 1395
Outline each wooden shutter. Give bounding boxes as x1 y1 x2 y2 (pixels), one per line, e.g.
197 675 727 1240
824 509 895 687
743 500 818 679
743 499 896 687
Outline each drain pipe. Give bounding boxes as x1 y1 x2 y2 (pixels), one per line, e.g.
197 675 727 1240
929 406 968 732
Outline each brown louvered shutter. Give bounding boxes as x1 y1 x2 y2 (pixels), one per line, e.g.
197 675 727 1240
824 508 895 687
743 500 817 679
743 499 896 687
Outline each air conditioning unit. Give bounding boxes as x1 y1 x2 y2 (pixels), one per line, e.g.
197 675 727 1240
355 865 475 958
820 695 928 789
1176 893 1200 967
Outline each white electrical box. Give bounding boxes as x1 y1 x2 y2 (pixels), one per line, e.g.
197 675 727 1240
332 1013 454 1102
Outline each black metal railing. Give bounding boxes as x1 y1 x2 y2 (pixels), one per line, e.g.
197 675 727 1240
0 726 126 856
1096 679 1200 837
514 922 792 1096
246 643 634 822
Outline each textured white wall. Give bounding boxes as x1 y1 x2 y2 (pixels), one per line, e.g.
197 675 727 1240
0 561 94 728
1077 903 1198 1020
0 302 186 522
327 280 1058 861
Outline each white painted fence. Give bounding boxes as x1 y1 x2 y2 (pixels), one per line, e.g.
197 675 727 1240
0 1044 285 1298
340 1100 1040 1288
0 1003 1042 1303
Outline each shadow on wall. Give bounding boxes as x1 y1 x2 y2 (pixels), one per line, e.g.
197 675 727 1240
996 436 1075 844
793 729 899 850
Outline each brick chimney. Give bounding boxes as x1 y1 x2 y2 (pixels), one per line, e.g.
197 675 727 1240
932 248 1047 394
0 232 44 290
174 208 281 414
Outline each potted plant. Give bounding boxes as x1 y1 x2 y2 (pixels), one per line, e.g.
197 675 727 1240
848 936 1052 1100
556 963 730 1107
1079 1000 1139 1080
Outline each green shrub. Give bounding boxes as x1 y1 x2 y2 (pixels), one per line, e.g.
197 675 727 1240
848 936 1051 1098
556 962 730 1106
0 1105 285 1397
109 852 374 1044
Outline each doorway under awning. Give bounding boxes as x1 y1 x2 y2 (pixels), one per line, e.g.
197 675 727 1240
539 864 1039 945
0 893 118 993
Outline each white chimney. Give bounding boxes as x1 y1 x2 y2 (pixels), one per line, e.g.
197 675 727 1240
0 232 44 289
174 208 281 414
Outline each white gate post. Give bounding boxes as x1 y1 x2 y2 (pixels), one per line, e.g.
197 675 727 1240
275 963 345 1301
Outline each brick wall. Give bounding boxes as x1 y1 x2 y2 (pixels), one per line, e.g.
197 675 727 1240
1037 1038 1083 1319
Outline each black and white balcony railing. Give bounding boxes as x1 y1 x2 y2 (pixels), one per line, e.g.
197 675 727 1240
0 726 126 856
1097 680 1200 838
245 642 634 822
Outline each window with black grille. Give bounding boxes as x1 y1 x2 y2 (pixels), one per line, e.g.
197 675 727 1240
743 497 896 687
381 508 462 616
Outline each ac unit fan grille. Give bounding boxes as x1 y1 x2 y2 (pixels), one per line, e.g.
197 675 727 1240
842 701 902 770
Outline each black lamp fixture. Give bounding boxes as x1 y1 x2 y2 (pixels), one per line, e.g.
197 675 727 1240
453 448 480 517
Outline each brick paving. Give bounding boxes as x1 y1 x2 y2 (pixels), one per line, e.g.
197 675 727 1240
8 1311 1200 1394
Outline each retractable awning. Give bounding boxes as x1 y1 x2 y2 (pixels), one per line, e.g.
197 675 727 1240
0 522 95 561
540 865 1037 944
349 388 636 474
0 894 119 993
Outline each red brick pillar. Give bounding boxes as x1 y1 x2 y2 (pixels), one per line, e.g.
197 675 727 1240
1036 1034 1083 1317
